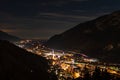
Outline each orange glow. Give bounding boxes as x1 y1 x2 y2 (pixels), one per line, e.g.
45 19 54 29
1 29 15 33
73 72 80 79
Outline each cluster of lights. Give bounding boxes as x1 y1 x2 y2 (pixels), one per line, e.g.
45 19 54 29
15 40 120 79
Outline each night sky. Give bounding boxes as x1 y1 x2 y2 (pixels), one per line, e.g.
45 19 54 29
1 0 120 39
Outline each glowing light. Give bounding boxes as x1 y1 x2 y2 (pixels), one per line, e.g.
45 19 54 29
73 72 80 79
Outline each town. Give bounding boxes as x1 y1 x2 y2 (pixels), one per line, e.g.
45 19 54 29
15 40 120 80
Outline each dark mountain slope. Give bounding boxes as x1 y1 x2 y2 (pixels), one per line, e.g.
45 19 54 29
46 11 120 63
0 40 51 80
0 30 20 41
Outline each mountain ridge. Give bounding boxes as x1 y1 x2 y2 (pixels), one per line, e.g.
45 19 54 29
0 40 51 80
0 30 21 41
46 10 120 63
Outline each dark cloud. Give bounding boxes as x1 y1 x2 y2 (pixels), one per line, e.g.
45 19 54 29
0 0 120 39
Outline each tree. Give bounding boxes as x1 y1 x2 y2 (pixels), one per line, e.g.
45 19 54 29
83 66 91 80
101 69 111 80
92 66 101 80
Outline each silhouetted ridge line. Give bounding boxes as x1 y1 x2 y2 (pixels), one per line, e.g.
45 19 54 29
0 40 51 80
0 30 21 42
46 10 120 63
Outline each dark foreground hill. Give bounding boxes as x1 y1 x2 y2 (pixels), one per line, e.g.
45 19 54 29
0 40 51 80
46 11 120 63
0 30 20 42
